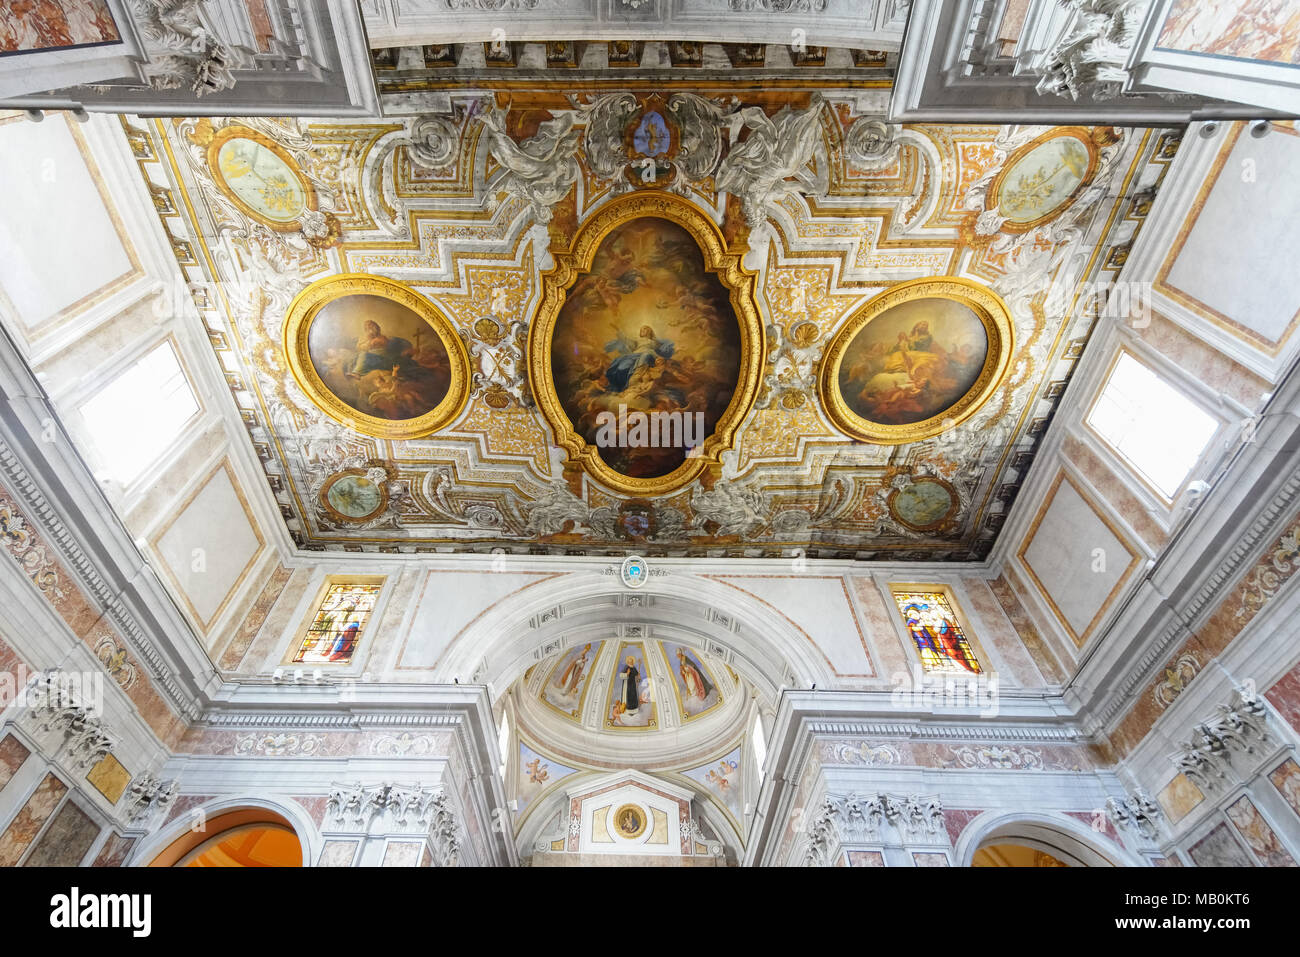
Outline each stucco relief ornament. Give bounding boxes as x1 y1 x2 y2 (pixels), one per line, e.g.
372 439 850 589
621 555 649 588
124 773 178 823
1234 520 1300 619
579 93 640 187
298 208 341 249
716 93 828 229
755 316 820 411
886 794 945 838
1170 686 1272 790
462 316 533 408
0 498 64 599
408 115 460 169
479 108 582 223
1034 0 1152 100
128 0 240 95
844 117 900 172
235 732 323 756
23 670 116 769
1105 790 1161 839
665 93 730 185
729 0 827 10
522 482 592 537
689 482 765 537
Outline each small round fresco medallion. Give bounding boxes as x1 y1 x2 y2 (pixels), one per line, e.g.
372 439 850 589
321 471 388 522
889 476 958 531
613 803 647 839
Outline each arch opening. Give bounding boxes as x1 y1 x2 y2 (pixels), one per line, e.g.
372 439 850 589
148 808 304 868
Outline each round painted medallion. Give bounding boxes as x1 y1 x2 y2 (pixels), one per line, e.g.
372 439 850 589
837 297 989 426
612 803 647 839
889 476 958 531
321 471 388 522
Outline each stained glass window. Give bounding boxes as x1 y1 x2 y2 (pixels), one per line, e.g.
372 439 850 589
893 591 981 674
292 582 382 665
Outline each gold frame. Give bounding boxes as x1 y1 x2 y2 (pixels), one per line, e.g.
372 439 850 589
818 277 1015 445
282 273 470 440
528 191 765 496
612 803 648 840
986 127 1101 233
207 125 318 232
319 468 391 523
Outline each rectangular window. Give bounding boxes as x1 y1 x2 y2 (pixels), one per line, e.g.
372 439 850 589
893 590 982 674
292 582 383 665
78 340 200 485
1085 352 1218 499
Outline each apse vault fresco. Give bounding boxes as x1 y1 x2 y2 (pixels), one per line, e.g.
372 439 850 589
124 85 1176 560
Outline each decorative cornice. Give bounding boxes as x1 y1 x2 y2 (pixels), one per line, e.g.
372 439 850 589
0 439 198 721
1093 467 1300 733
805 719 1087 743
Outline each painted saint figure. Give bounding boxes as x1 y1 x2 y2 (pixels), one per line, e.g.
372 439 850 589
554 644 591 696
617 654 641 716
677 648 715 702
330 617 361 661
902 600 980 674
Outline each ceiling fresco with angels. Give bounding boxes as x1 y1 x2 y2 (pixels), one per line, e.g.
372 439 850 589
123 79 1177 560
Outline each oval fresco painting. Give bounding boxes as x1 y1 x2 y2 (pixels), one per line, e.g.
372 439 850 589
307 293 452 420
820 277 1014 444
838 297 988 425
991 130 1097 231
213 131 308 225
283 274 469 439
549 216 743 480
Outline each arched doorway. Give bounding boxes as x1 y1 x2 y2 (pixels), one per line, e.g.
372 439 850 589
147 808 304 867
973 843 1071 867
958 813 1134 867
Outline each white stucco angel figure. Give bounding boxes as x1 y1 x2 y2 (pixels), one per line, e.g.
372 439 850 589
716 93 828 228
478 108 582 223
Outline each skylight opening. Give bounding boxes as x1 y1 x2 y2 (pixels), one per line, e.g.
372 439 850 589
1086 352 1218 500
78 340 200 486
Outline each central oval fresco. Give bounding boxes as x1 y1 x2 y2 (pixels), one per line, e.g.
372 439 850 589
531 193 763 495
552 217 741 479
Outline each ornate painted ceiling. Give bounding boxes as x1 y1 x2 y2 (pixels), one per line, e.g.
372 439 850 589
123 75 1177 560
